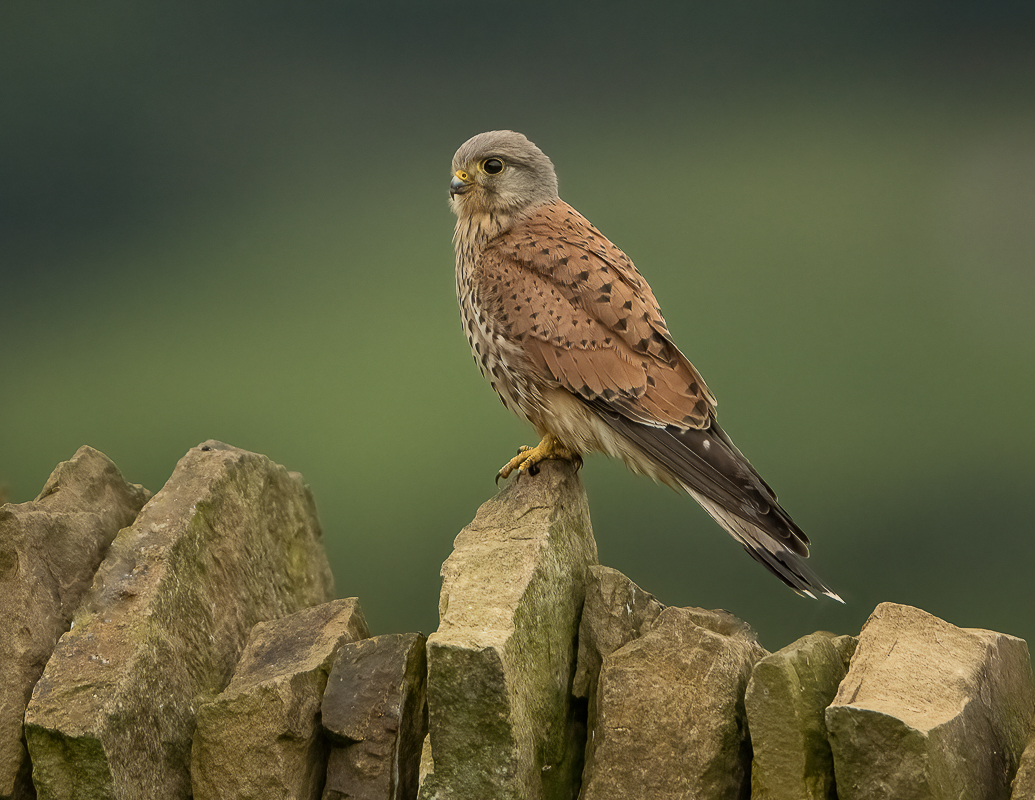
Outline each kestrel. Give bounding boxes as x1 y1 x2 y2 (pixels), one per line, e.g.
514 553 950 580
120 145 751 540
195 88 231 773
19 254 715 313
449 130 840 601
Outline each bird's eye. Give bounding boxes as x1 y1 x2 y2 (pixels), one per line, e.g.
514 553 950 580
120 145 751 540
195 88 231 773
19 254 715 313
482 158 505 175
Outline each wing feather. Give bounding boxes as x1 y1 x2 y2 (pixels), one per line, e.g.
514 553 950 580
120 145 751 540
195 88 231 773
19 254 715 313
478 201 714 428
588 401 840 599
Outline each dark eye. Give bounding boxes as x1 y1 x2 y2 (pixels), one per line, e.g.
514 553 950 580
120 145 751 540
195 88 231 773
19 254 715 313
482 158 504 175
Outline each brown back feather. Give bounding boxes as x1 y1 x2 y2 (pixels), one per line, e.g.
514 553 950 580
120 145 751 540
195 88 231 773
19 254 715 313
480 201 716 429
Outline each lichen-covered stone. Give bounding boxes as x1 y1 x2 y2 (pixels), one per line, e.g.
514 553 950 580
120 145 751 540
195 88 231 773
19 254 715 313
572 565 665 701
321 632 428 800
192 599 369 800
826 602 1035 800
24 441 335 800
745 631 857 800
580 606 767 800
0 446 150 800
417 460 598 800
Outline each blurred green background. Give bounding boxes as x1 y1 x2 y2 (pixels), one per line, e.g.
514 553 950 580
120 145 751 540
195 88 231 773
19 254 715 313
2 2 1033 652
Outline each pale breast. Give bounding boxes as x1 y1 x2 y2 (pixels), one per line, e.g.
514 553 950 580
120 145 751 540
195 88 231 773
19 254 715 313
454 227 546 428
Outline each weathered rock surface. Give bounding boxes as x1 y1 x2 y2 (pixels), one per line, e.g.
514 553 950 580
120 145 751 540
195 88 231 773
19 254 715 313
418 735 434 791
571 565 666 799
1012 730 1035 799
192 599 369 800
745 631 857 800
0 446 150 800
572 565 665 701
826 602 1035 800
24 440 336 800
321 632 428 800
580 606 767 800
417 460 598 800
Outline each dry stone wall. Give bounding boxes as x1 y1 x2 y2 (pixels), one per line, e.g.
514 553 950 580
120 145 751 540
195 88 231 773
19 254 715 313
0 447 150 799
1 446 1033 800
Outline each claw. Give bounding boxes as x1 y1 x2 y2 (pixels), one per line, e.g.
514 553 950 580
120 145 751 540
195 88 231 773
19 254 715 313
494 434 579 483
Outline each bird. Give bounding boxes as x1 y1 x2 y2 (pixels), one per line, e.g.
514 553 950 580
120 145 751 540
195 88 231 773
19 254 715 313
448 130 840 601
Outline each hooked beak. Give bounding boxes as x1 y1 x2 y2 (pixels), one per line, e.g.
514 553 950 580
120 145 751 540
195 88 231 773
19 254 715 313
449 172 473 199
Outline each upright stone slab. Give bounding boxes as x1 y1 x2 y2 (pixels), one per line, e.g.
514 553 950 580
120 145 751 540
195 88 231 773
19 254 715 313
191 599 369 800
580 606 767 800
321 632 428 800
745 631 857 800
0 447 150 800
572 565 665 701
826 602 1035 800
417 460 598 800
24 441 335 800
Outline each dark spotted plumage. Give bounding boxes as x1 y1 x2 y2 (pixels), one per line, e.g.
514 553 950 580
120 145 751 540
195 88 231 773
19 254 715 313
449 129 840 601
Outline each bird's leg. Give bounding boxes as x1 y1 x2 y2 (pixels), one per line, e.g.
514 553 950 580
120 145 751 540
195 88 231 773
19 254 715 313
496 432 581 483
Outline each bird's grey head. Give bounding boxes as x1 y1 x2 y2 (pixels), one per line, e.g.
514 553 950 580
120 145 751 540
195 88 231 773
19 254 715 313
449 130 559 219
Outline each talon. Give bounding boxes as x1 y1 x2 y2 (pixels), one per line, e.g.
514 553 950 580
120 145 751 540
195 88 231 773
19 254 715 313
493 433 579 483
495 452 524 483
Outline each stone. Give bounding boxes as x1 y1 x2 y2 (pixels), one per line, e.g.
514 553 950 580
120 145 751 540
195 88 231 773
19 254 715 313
826 602 1035 800
571 565 665 800
191 599 369 800
418 736 434 789
24 440 335 800
572 565 665 701
417 460 598 800
1012 731 1035 799
0 446 150 800
745 631 857 800
321 632 428 800
580 606 767 800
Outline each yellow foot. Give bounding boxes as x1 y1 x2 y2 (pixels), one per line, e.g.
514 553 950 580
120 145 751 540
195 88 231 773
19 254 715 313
495 434 582 484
